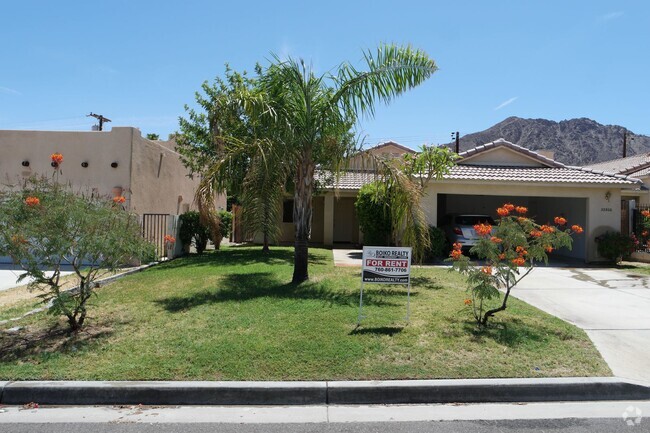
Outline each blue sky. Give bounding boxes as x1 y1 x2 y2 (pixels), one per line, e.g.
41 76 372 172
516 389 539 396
2 0 648 148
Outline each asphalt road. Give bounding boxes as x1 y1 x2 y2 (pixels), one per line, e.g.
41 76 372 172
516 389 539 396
1 419 648 433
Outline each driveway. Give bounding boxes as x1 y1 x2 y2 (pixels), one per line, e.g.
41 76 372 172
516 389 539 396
514 267 650 383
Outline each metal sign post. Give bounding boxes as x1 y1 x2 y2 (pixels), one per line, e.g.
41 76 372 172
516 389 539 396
358 246 412 324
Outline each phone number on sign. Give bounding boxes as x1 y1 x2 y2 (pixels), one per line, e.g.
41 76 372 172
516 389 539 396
373 267 408 273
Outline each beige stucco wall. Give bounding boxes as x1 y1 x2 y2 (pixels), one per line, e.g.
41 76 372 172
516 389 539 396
0 127 206 215
423 181 623 262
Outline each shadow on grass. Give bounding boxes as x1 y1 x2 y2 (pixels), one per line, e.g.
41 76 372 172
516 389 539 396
349 326 403 336
155 272 403 312
461 317 549 347
410 276 445 290
0 323 113 363
153 248 328 272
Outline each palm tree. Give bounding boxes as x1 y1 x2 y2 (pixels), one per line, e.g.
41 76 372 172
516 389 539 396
197 45 440 283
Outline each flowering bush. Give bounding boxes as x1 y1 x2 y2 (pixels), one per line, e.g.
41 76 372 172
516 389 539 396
449 203 583 326
50 153 64 166
0 177 156 331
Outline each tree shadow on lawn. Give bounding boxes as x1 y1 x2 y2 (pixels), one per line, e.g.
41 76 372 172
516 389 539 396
154 248 328 272
460 317 550 348
155 272 410 312
0 322 113 363
349 326 404 336
410 276 445 291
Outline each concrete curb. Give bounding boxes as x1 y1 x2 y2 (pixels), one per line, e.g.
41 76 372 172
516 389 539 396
1 377 649 406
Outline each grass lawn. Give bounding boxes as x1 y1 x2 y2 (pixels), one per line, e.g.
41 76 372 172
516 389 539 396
0 246 610 380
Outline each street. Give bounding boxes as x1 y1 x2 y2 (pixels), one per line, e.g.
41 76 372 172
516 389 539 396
0 401 648 432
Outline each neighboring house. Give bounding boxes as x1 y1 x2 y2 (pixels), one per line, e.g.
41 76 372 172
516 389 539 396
584 154 650 234
279 139 641 262
0 127 226 215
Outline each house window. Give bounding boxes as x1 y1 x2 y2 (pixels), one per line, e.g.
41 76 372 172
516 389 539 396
283 200 294 223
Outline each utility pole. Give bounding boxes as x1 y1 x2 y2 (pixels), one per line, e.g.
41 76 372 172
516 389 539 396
87 112 112 131
451 131 460 153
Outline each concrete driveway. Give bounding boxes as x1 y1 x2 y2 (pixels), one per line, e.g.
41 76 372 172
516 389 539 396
514 267 650 383
0 264 73 292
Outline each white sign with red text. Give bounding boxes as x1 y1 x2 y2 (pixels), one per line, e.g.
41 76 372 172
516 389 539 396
362 246 412 284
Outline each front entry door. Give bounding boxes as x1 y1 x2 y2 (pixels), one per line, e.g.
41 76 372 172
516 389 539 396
334 198 356 243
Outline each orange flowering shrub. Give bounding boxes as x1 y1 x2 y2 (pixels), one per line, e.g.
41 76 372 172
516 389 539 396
25 196 40 206
164 235 176 244
473 223 492 236
51 153 64 165
449 202 582 326
113 196 126 204
642 210 650 218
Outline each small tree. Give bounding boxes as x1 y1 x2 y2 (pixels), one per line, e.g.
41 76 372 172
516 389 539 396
0 177 156 331
449 203 583 326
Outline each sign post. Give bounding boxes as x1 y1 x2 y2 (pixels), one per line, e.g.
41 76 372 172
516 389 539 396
358 246 412 324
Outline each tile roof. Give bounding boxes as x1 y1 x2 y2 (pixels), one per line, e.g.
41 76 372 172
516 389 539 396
315 165 639 190
458 138 565 168
315 139 642 190
585 153 650 175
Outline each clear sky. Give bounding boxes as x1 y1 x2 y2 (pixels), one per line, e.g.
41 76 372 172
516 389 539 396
2 0 648 148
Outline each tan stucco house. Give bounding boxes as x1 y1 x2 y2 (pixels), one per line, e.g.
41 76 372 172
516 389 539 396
0 127 224 215
585 154 650 234
278 139 641 262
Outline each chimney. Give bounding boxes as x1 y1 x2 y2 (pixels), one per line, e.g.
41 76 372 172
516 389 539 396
537 150 555 160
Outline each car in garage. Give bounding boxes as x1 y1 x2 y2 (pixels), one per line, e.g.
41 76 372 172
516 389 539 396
440 214 496 251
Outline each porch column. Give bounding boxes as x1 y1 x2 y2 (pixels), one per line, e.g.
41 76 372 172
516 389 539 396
324 193 334 246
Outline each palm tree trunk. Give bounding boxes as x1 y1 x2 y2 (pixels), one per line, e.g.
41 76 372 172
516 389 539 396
292 152 314 283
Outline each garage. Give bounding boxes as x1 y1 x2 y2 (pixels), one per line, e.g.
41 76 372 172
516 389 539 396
436 193 587 260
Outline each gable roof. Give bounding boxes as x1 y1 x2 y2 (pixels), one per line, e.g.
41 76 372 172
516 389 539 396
314 139 642 190
585 153 650 176
369 141 417 154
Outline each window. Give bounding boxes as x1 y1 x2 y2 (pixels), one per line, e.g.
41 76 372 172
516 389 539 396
283 200 294 223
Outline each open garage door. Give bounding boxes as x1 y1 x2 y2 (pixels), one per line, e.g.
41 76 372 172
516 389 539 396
437 194 587 261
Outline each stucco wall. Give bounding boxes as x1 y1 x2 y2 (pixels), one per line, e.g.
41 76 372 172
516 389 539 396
129 134 202 215
0 127 208 216
423 181 622 262
0 128 132 202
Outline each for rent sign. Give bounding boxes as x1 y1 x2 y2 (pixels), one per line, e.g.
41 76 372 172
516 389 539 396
362 246 412 284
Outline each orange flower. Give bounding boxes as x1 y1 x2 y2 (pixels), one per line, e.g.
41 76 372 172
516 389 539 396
503 203 515 212
490 236 502 243
452 242 462 251
497 207 509 217
50 153 64 165
481 266 492 275
464 298 472 306
545 246 554 253
516 246 528 256
24 196 40 206
530 230 542 238
113 196 126 204
571 224 584 234
554 216 567 226
498 253 506 260
515 206 528 214
164 235 176 244
540 225 554 234
474 223 492 236
511 257 526 266
450 249 463 260
643 210 650 218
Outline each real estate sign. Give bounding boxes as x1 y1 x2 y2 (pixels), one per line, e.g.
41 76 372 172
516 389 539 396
362 246 412 284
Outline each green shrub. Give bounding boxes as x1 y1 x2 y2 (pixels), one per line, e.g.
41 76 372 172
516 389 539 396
218 210 233 240
425 226 447 260
355 182 392 246
0 176 155 331
596 231 637 263
179 211 211 254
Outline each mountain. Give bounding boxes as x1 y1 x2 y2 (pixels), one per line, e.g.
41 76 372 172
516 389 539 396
454 117 650 166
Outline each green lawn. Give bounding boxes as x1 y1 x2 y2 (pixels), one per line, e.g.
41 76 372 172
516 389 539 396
0 246 610 380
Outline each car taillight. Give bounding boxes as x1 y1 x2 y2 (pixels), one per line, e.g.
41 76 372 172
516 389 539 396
453 227 462 235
